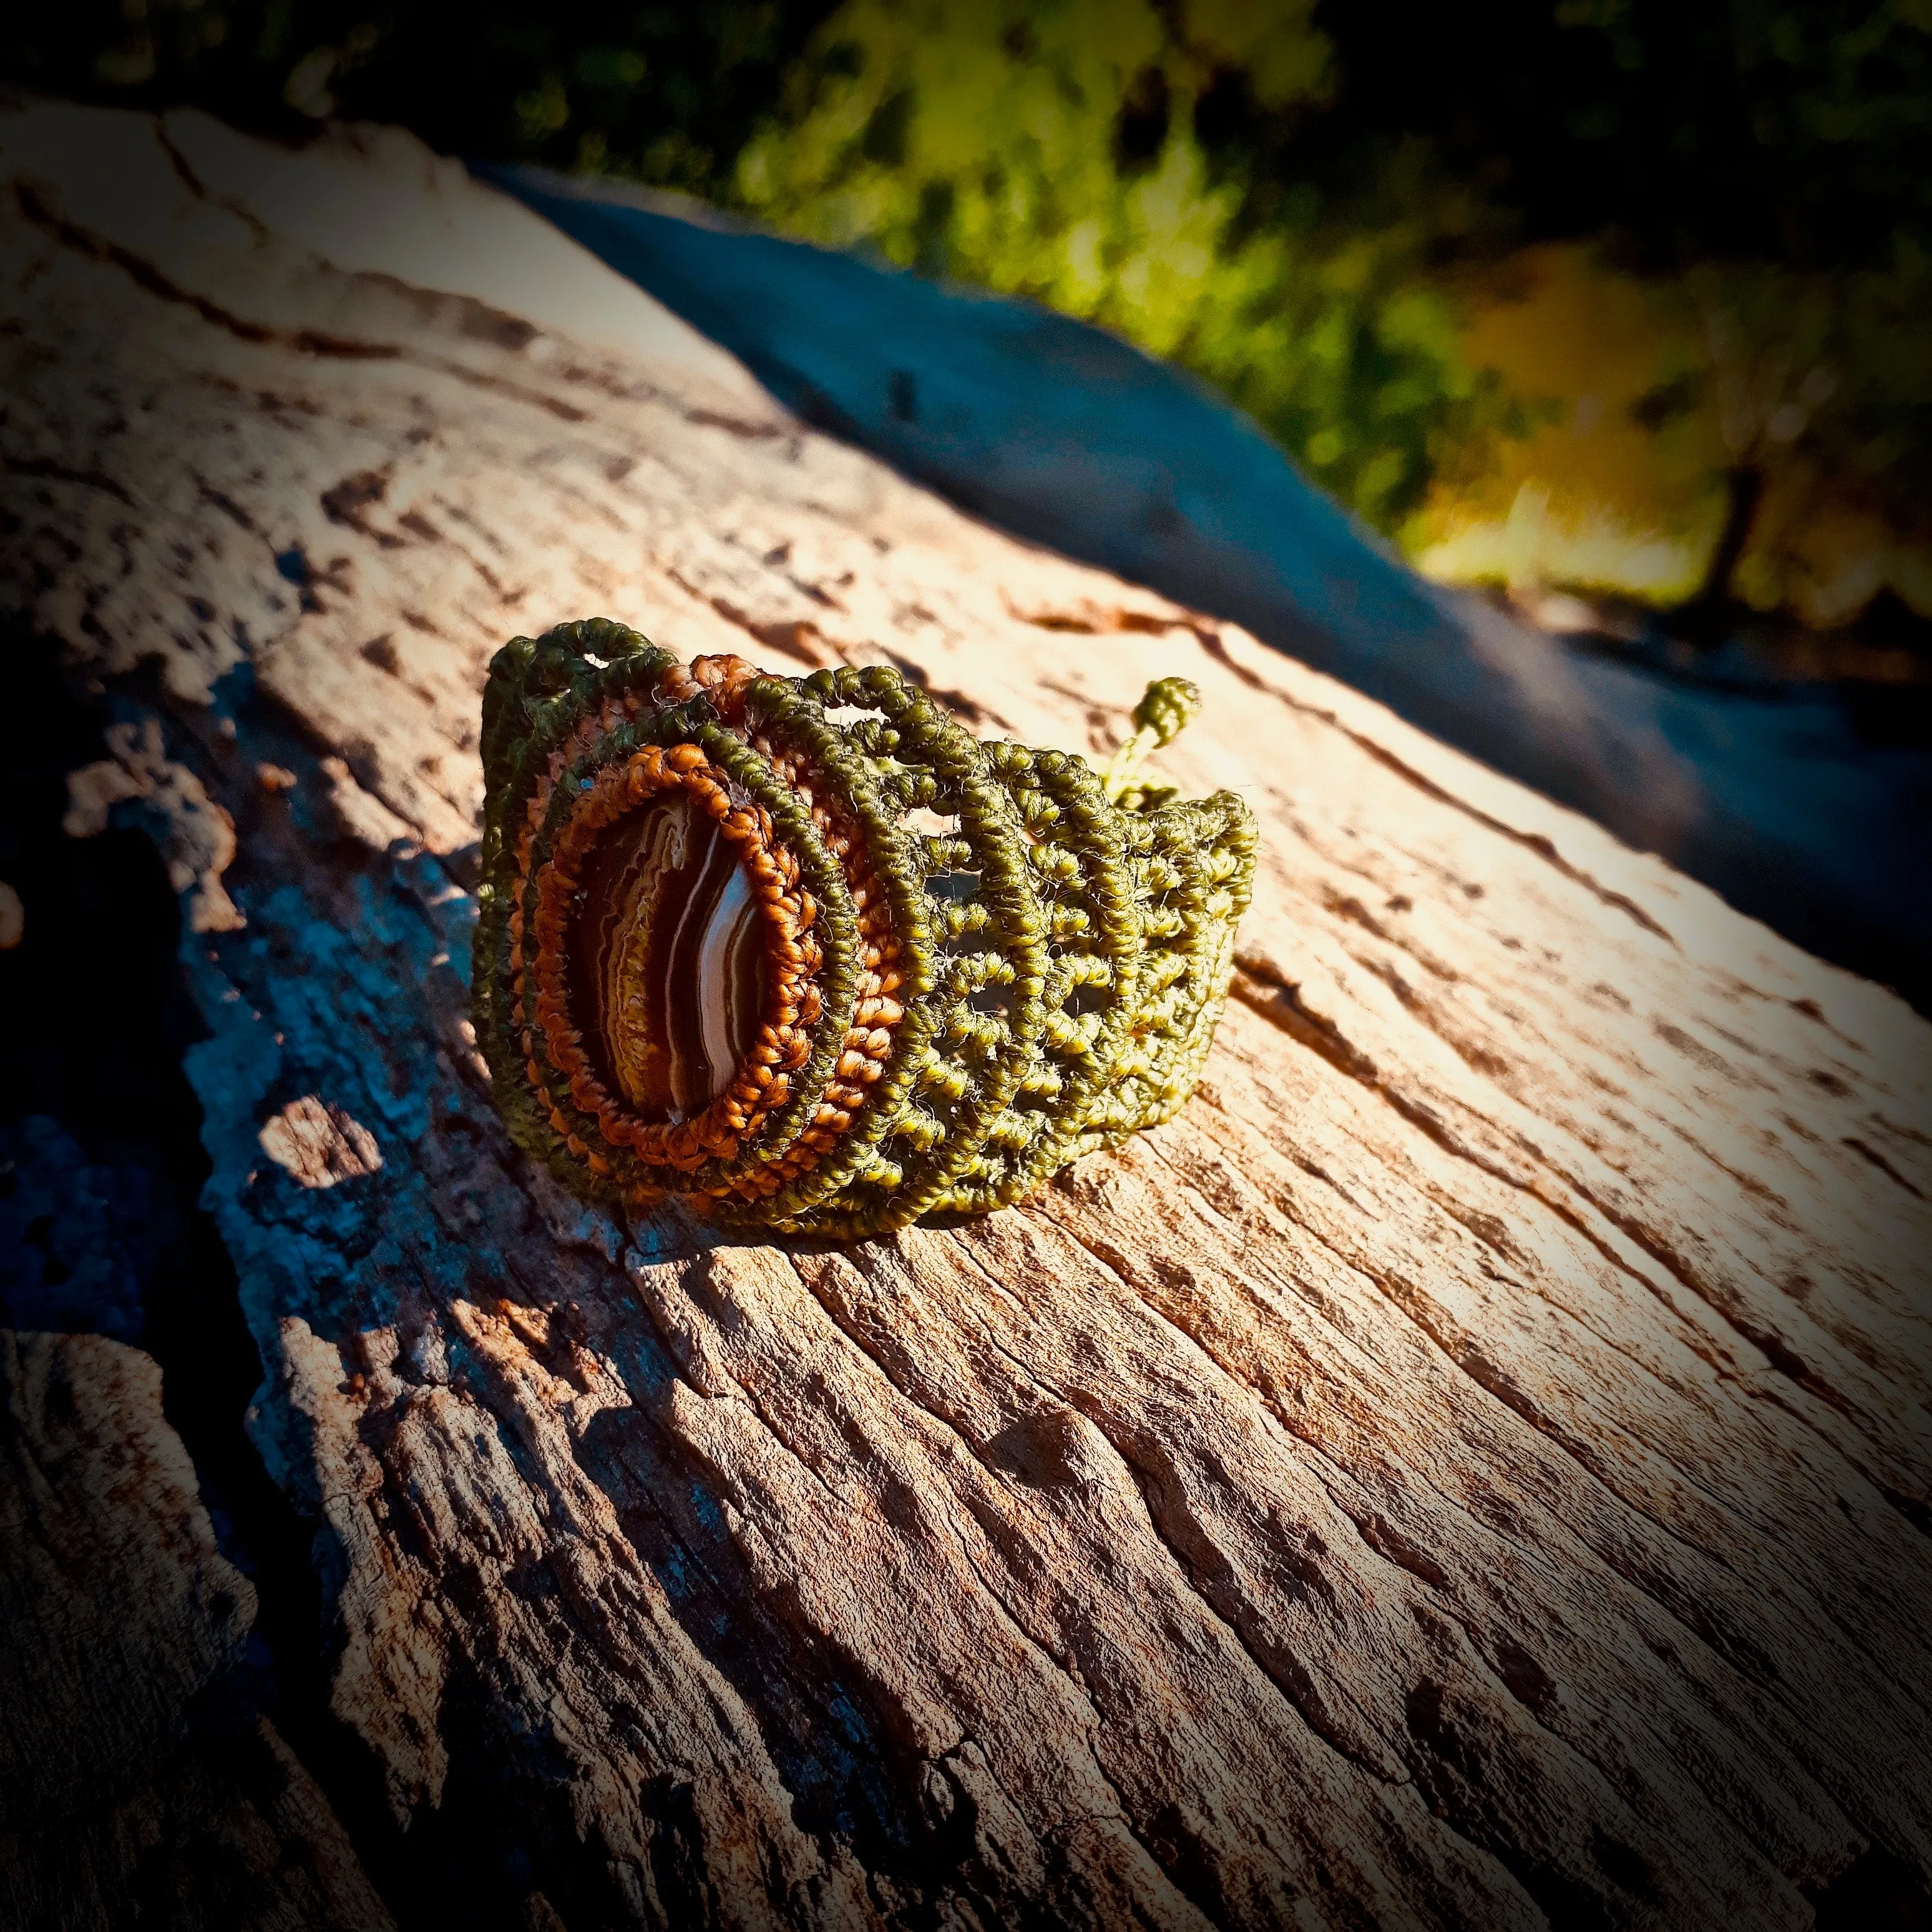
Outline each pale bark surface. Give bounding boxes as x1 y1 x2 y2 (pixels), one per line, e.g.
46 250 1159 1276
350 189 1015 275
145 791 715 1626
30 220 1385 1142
3 99 1931 1931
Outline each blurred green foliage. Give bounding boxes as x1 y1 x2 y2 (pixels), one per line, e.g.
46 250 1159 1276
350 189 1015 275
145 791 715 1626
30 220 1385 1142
1302 0 1932 570
730 0 1932 554
1307 0 1932 279
732 0 1530 530
4 0 1928 593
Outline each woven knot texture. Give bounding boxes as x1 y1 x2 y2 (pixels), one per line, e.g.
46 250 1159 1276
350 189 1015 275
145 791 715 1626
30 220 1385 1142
473 620 1258 1237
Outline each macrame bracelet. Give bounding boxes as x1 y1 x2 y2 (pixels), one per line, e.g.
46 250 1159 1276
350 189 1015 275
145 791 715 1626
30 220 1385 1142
472 620 1257 1238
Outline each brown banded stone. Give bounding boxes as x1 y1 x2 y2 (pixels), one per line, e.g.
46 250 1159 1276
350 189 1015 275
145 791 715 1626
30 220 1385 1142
568 795 768 1122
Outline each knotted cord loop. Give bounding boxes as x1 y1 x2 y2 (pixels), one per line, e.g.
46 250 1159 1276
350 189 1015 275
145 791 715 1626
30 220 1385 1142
1103 675 1201 803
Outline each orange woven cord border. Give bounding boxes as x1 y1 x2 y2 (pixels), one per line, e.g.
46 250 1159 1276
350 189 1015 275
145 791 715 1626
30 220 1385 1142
515 744 817 1178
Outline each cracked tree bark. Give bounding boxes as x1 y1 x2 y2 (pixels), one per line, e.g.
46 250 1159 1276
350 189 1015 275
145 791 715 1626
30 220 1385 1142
4 99 1931 1932
0 1330 395 1929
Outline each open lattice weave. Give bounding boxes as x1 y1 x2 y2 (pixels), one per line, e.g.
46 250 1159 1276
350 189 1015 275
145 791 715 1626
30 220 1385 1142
473 620 1257 1237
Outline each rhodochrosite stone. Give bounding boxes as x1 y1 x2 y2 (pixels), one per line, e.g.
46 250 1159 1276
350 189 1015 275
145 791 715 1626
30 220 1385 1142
568 794 767 1121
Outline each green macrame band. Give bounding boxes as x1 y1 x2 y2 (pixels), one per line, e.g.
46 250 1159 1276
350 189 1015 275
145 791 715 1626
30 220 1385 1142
473 620 1257 1238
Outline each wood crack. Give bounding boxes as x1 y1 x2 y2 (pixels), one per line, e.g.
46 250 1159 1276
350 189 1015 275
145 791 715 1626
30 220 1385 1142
1184 1068 1932 1722
1035 1201 1863 1911
785 1243 1387 1913
15 180 403 362
2 452 134 504
776 1254 1217 1920
1198 631 1675 942
1842 1135 1927 1201
1225 954 1922 1503
940 1237 1409 1788
1043 1157 1839 1733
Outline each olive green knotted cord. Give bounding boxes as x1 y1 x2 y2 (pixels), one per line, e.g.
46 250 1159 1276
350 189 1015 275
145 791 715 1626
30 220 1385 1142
1102 675 1199 803
474 622 1257 1237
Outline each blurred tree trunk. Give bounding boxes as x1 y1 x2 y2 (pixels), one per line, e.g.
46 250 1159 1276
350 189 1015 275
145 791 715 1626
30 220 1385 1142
1694 461 1765 613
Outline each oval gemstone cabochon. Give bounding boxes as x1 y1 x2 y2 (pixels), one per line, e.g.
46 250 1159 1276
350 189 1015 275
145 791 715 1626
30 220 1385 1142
567 794 767 1121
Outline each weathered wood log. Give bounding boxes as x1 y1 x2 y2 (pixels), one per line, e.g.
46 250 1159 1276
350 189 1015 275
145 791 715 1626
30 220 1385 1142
0 1329 393 1928
4 99 1931 1930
